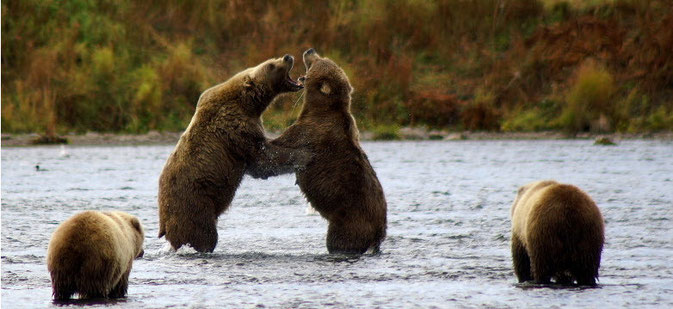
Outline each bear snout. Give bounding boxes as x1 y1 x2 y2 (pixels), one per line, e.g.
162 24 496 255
283 54 293 63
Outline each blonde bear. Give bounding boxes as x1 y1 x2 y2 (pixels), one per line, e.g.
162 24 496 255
511 180 604 285
47 211 145 300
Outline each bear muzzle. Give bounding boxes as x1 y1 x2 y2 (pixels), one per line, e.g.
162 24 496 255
282 55 304 92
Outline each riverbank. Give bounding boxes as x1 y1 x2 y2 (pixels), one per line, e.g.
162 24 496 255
2 129 672 147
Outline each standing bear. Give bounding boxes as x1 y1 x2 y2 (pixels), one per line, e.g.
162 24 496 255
47 211 145 300
158 55 307 252
510 180 604 285
271 48 387 254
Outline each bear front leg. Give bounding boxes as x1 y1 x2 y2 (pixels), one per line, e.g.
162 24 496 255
326 220 373 255
511 236 532 283
246 142 311 179
165 214 218 253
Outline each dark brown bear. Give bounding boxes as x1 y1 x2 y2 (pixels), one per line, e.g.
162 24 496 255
271 48 387 254
158 55 307 252
510 180 605 285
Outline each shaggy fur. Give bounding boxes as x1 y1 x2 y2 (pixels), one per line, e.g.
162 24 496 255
46 211 145 300
271 49 387 254
511 180 604 285
158 55 307 252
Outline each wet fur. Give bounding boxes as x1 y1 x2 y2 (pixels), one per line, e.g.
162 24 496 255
46 211 144 300
511 180 604 285
158 57 308 252
272 50 387 254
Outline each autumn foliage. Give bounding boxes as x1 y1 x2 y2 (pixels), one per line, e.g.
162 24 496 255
2 0 672 135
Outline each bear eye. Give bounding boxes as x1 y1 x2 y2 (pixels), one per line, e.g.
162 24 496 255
268 63 275 70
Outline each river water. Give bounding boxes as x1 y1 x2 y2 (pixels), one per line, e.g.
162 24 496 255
2 140 672 308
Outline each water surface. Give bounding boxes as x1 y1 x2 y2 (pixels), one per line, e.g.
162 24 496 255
2 140 672 308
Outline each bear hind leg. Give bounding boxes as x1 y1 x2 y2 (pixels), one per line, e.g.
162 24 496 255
554 271 573 285
571 263 598 286
166 216 218 253
51 272 76 300
186 223 218 253
108 268 131 298
53 286 75 301
530 255 553 284
511 236 532 283
326 221 371 255
575 274 597 286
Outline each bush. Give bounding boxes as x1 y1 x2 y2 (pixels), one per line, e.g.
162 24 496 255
462 90 500 131
644 106 673 131
558 60 615 133
501 108 550 132
371 124 401 141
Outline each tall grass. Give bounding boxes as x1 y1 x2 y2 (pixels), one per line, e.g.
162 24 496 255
2 0 672 135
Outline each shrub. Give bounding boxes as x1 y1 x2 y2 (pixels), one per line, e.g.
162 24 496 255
405 90 463 128
371 124 401 141
558 60 615 133
644 105 673 132
501 108 550 132
462 90 500 131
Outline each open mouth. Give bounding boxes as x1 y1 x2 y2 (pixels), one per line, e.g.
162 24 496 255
285 73 304 91
281 54 303 92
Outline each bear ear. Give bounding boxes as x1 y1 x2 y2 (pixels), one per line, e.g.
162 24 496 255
130 217 143 233
320 83 331 95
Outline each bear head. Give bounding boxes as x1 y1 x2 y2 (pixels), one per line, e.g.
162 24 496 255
111 211 145 258
510 180 557 216
299 48 353 112
242 54 303 99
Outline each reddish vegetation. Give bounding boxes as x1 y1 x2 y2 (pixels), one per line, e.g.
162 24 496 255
405 91 464 127
2 1 672 135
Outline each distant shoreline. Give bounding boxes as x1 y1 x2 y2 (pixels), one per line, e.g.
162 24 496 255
2 130 672 147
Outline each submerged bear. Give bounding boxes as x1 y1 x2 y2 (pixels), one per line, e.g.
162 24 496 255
46 211 145 300
272 48 388 254
510 180 604 286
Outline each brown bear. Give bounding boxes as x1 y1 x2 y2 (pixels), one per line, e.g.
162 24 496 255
271 48 387 254
510 180 604 285
158 54 308 253
46 211 145 300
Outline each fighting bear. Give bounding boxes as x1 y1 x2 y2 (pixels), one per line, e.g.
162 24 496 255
158 55 307 252
272 48 387 254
